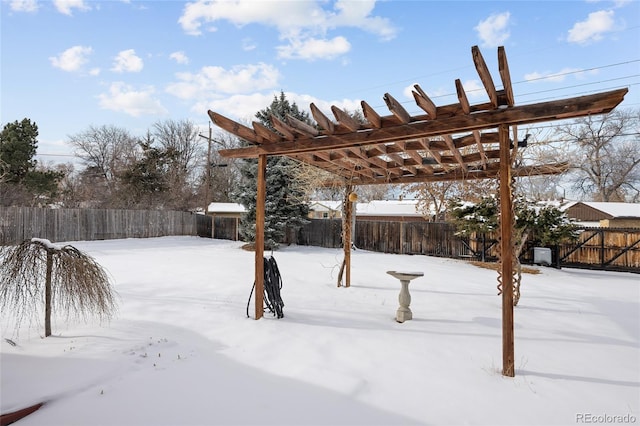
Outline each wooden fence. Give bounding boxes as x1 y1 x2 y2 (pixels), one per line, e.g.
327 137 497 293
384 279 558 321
288 219 640 273
2 208 638 273
0 207 202 244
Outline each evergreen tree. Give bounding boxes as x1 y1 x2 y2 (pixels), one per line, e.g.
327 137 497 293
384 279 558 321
234 92 310 249
119 138 179 208
449 196 578 251
449 195 578 305
0 119 64 206
0 118 38 183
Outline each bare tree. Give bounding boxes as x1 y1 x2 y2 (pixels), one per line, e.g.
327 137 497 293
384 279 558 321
67 125 138 205
556 109 640 201
152 121 201 177
200 131 242 204
403 179 496 221
0 239 117 337
150 119 204 209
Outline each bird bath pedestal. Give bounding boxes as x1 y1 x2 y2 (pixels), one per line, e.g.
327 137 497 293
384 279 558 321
387 271 424 323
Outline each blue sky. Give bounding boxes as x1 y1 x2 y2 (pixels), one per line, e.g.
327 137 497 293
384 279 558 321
1 0 638 166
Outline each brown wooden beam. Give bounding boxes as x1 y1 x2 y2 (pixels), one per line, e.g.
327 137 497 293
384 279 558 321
443 135 467 168
455 79 471 114
318 162 569 186
254 154 266 320
286 114 319 137
252 121 281 143
412 84 437 118
217 89 627 158
311 103 335 134
498 123 515 377
271 116 295 140
331 105 361 131
208 110 261 144
472 45 499 108
473 130 489 169
498 46 515 107
384 92 412 124
361 100 382 128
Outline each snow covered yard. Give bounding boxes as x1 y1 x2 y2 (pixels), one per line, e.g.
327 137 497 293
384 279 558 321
1 236 638 426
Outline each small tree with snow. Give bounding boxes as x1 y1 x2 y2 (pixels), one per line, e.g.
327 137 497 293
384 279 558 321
0 239 117 337
449 196 577 305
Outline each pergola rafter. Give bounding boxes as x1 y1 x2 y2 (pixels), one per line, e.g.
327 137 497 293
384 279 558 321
208 45 627 378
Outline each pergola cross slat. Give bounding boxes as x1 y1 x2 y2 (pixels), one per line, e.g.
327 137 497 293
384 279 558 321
209 45 627 378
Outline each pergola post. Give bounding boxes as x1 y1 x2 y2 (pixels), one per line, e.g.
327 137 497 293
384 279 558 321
499 124 515 377
344 191 352 288
254 154 266 320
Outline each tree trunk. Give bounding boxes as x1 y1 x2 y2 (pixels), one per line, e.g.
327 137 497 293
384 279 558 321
44 250 53 337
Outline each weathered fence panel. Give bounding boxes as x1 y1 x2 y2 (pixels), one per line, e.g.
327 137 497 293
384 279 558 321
213 217 240 241
559 228 640 271
2 208 638 272
0 207 201 244
287 219 639 273
288 219 342 248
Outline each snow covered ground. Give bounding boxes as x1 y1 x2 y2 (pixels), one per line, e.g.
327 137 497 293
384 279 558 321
1 236 638 426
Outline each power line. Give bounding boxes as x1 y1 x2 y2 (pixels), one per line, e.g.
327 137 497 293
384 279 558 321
370 58 639 111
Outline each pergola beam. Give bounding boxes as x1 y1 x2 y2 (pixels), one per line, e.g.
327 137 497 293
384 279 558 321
319 162 570 186
216 89 627 158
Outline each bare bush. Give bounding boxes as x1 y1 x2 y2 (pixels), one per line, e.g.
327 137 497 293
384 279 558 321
0 239 117 337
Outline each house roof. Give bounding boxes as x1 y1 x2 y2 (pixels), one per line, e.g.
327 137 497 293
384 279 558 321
207 202 246 214
562 201 640 218
309 201 342 211
356 200 422 217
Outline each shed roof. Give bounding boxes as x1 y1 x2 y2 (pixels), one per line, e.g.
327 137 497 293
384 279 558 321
207 202 246 214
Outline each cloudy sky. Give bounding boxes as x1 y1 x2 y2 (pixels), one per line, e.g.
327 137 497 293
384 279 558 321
1 0 638 165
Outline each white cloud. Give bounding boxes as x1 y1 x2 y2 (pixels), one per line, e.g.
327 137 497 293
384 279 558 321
178 0 396 60
193 91 363 125
49 45 93 72
97 82 168 117
567 10 615 44
193 92 280 123
9 0 38 12
460 80 485 99
89 68 101 76
331 0 396 41
242 38 257 51
166 63 280 100
277 36 351 61
170 51 190 65
524 67 598 82
111 49 144 73
53 0 90 16
474 12 511 47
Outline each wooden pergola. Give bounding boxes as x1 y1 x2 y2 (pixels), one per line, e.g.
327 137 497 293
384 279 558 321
208 46 627 377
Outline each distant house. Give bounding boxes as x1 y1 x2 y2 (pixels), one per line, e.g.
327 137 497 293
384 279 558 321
308 199 429 221
562 201 640 228
355 199 427 222
308 201 342 219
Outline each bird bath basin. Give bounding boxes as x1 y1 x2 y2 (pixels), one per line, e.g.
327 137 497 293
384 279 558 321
387 271 424 323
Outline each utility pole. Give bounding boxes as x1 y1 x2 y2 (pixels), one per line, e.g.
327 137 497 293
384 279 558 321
198 124 213 214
